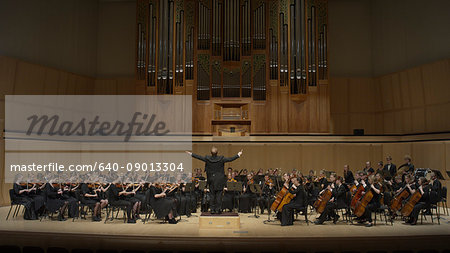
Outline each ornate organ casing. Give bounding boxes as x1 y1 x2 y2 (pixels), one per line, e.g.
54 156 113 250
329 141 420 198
136 0 329 134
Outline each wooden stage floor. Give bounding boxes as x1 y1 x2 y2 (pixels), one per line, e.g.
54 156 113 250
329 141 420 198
0 206 449 253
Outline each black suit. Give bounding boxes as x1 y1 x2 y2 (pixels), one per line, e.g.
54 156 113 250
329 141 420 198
191 153 240 212
383 163 397 178
281 185 306 226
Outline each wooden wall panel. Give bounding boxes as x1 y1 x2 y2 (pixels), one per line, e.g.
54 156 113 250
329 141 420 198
331 59 450 134
14 61 46 95
422 60 450 105
0 56 17 96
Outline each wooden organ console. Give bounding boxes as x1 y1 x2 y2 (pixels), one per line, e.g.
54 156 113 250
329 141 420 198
136 0 330 134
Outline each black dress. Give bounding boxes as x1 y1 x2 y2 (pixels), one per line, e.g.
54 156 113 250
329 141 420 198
13 184 42 220
80 183 99 208
149 186 177 219
44 183 67 213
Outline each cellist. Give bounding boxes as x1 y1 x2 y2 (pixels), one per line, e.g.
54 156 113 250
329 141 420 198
358 175 382 227
314 175 347 225
280 176 306 226
406 177 431 225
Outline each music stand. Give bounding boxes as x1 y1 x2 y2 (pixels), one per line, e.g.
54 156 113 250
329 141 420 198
248 184 262 218
226 182 242 213
184 183 198 218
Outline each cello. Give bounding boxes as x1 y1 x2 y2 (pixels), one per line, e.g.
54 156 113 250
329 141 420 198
270 185 289 212
313 189 332 213
354 189 374 217
401 191 421 217
390 186 410 213
401 180 428 217
350 185 365 211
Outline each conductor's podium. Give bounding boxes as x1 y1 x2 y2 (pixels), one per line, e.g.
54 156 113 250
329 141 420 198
199 212 240 229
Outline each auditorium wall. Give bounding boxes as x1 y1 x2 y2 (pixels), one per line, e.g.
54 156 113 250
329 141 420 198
330 59 450 134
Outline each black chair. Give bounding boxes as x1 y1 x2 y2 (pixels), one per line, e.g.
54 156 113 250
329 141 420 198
23 246 45 253
0 245 21 253
48 247 70 253
72 190 93 222
6 189 25 220
104 190 129 224
374 204 392 226
438 186 448 216
420 203 440 225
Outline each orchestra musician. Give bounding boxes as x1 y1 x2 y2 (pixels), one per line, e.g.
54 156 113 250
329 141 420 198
148 183 178 224
12 174 43 220
258 174 276 214
280 176 306 226
358 175 382 227
343 165 354 186
406 177 431 225
383 155 397 179
314 175 347 225
186 147 243 214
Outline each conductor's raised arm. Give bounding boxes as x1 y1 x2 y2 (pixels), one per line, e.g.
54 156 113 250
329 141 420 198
186 151 207 162
223 149 243 162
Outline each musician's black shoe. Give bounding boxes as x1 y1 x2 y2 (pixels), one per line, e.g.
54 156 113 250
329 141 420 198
365 222 373 227
168 218 178 224
92 216 101 222
127 219 136 223
333 215 340 224
58 215 67 221
314 220 324 225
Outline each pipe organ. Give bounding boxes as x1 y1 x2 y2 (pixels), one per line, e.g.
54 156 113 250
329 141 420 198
136 0 329 133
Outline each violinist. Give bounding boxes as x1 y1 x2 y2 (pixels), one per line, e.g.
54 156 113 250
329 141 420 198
44 181 69 221
106 182 136 223
80 182 103 221
222 173 237 212
239 174 254 213
364 161 375 176
280 176 306 226
258 174 276 214
125 183 143 219
12 174 41 220
407 177 430 225
314 175 347 225
148 183 178 224
316 170 328 190
359 175 381 227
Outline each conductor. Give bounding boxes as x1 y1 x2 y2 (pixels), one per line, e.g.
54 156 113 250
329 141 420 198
186 147 243 214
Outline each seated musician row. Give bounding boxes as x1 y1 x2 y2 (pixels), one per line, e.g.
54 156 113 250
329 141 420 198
9 156 445 227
